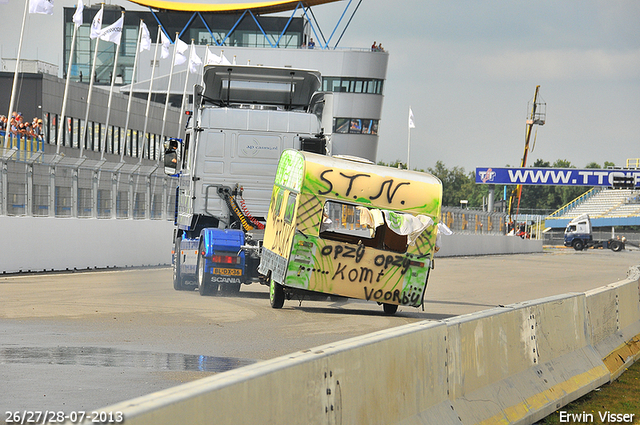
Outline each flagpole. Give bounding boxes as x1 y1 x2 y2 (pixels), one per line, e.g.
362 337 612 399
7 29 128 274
158 32 179 159
80 38 100 157
101 11 125 161
121 19 144 162
4 0 29 148
56 25 79 155
142 26 162 164
80 5 104 158
178 40 194 141
407 106 411 170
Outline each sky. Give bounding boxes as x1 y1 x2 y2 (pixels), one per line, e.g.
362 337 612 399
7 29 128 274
2 0 639 173
322 0 640 173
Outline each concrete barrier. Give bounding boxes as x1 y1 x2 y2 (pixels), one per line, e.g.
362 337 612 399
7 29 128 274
435 234 542 257
445 294 609 425
77 321 454 425
0 216 173 273
76 266 640 425
585 266 640 380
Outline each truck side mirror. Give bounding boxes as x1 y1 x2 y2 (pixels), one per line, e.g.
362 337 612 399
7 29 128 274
194 84 204 110
164 148 178 175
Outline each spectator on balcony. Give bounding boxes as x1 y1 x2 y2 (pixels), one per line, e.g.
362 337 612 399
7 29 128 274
17 122 27 137
33 119 44 140
0 115 6 131
9 114 19 135
25 122 35 138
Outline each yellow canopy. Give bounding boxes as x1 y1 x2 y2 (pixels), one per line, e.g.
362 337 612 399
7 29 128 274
127 0 340 14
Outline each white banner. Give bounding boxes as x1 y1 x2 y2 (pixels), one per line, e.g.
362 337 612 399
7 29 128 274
99 16 123 45
174 38 188 66
72 0 83 27
188 44 202 73
139 22 152 52
90 7 103 39
29 0 54 15
160 31 171 59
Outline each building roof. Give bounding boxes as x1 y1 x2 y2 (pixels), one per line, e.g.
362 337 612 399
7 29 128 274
126 0 340 14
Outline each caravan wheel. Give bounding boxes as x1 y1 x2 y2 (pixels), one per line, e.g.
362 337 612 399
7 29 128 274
270 278 285 309
382 303 398 315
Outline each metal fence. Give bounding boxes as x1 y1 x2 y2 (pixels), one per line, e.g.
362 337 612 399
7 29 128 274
0 148 177 220
1 144 508 236
440 207 507 235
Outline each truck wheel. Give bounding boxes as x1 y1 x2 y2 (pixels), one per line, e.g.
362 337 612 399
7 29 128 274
173 238 186 291
382 303 398 315
197 242 216 296
610 241 623 252
572 240 584 251
270 278 285 309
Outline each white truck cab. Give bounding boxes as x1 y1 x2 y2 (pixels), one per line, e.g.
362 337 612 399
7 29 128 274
166 64 333 295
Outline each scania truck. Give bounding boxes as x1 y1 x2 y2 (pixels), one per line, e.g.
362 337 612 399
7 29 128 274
165 64 332 295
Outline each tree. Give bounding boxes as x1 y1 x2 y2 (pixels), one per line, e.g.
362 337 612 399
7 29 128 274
426 161 473 207
377 158 605 212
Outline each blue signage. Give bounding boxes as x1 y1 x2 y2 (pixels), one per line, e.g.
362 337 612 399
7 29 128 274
475 167 640 187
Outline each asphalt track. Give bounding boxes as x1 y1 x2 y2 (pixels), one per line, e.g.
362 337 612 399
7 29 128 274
1 248 639 416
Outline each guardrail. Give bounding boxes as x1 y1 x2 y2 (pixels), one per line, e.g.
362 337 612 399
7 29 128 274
440 206 506 235
78 267 640 425
0 148 177 219
1 130 45 153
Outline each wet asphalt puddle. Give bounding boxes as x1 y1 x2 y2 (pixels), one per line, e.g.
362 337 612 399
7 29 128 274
0 346 256 373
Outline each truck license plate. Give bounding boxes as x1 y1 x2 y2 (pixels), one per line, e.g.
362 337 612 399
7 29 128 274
212 267 242 276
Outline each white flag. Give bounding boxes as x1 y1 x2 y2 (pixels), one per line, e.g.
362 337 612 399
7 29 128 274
160 31 171 59
220 52 231 65
99 15 124 45
139 22 151 52
72 0 83 27
205 48 220 65
408 107 415 129
29 0 54 15
174 38 189 66
90 7 103 39
188 44 202 74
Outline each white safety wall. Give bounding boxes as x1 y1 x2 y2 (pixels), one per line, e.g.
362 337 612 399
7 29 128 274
0 216 542 274
0 216 173 273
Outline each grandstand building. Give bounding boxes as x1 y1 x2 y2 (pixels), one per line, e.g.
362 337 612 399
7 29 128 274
1 0 387 162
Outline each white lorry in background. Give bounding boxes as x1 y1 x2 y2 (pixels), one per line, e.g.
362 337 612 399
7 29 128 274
563 214 625 252
164 64 332 295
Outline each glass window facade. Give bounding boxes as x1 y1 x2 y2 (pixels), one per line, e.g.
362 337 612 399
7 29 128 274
322 77 384 95
40 112 164 161
63 7 306 85
334 118 378 135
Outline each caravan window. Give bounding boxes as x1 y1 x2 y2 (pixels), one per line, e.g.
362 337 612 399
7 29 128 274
321 201 371 239
274 189 284 217
284 192 297 224
319 200 409 253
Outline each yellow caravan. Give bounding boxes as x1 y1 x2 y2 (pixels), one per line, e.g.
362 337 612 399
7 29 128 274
258 150 443 315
